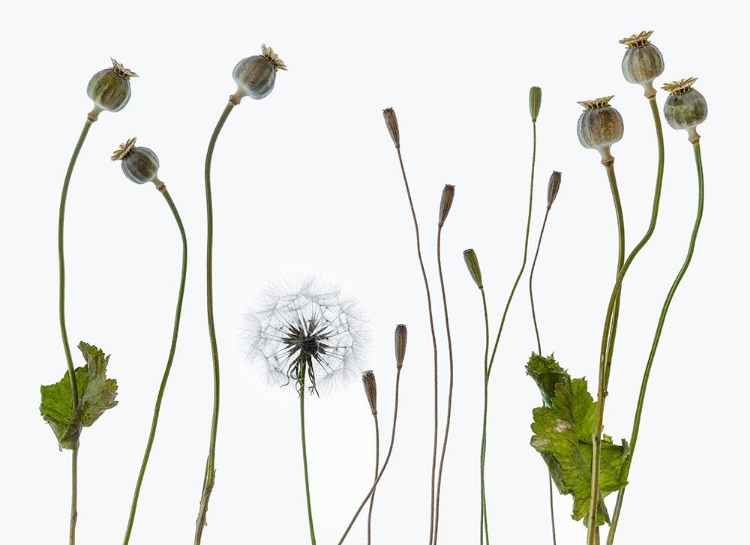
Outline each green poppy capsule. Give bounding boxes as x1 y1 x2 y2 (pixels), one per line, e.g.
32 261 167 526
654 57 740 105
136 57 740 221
111 138 161 187
230 44 287 103
619 31 664 98
577 96 624 165
529 86 542 122
662 78 707 143
87 59 137 121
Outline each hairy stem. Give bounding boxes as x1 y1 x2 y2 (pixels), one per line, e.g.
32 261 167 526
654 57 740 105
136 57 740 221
123 187 187 544
587 163 626 544
194 101 235 543
59 119 93 545
607 139 701 545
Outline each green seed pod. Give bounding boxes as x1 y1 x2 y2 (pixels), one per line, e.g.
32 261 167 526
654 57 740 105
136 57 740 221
577 96 624 165
87 59 137 121
231 44 287 103
529 86 542 122
463 249 483 289
111 137 161 187
619 31 664 98
438 184 455 227
662 78 707 143
394 324 407 369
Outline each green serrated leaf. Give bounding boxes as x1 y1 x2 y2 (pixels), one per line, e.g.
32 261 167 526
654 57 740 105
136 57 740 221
527 353 628 527
40 342 118 450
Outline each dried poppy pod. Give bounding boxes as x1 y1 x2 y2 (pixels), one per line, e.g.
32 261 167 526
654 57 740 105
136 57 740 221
577 96 624 165
111 137 162 189
662 78 708 143
87 58 137 122
620 31 664 98
230 44 287 103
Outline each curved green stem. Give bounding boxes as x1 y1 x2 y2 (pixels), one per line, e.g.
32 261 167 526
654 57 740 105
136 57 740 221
59 119 93 545
607 140 701 545
338 368 403 544
298 358 317 545
587 163 626 544
529 206 551 356
487 120 536 376
478 288 489 545
433 226 455 544
194 101 235 544
123 186 188 544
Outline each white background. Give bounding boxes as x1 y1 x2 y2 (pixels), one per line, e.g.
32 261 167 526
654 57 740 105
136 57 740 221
1 1 746 543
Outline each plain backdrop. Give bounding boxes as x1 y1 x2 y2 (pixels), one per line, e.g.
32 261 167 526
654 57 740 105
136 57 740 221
1 2 746 543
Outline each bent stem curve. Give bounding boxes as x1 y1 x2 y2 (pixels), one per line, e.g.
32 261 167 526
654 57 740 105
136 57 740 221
194 101 235 544
59 118 94 545
123 187 188 544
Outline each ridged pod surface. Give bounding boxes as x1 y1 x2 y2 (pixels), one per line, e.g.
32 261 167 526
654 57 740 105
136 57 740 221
577 96 624 165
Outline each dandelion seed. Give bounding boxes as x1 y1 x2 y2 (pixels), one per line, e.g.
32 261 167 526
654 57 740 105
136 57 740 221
244 278 366 396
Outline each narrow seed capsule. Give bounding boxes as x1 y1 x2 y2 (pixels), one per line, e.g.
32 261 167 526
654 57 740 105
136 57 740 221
382 108 400 149
111 137 162 188
547 171 562 208
529 86 542 122
619 31 664 98
438 184 455 227
662 78 708 144
362 370 378 415
463 249 483 289
577 96 624 166
87 58 137 121
394 324 407 369
230 44 287 103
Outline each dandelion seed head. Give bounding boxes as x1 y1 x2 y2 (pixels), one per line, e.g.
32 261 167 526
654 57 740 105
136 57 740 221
243 278 367 396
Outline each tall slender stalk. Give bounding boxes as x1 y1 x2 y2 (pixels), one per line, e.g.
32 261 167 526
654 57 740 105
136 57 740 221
390 138 440 545
338 368 404 544
433 222 456 544
528 170 562 545
123 186 187 544
587 164 626 544
478 288 490 545
194 100 236 543
298 357 317 545
587 96 665 541
58 119 93 545
607 140 702 545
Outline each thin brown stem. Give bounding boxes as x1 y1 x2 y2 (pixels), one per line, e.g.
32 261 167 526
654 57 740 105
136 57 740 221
366 414 380 544
393 147 440 545
338 369 403 544
434 225 455 544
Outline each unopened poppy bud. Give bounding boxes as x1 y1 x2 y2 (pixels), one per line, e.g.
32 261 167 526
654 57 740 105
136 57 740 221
230 44 287 104
529 86 542 122
577 96 624 166
394 324 407 369
87 58 137 122
438 184 455 227
463 249 483 289
382 107 400 149
662 78 707 144
111 137 162 189
619 31 664 98
362 370 377 415
547 171 562 208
